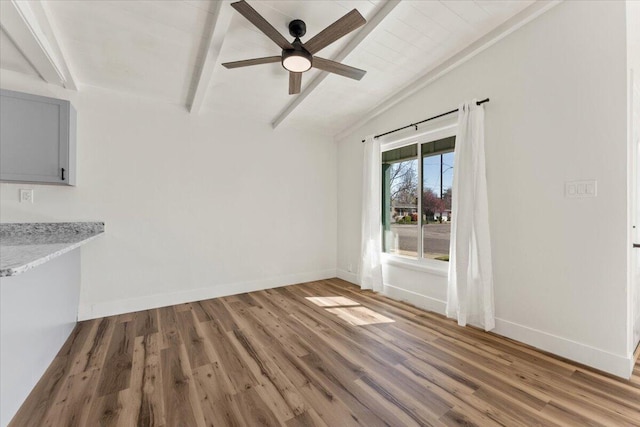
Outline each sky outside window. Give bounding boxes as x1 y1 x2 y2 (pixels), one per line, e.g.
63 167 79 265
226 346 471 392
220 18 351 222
423 152 454 198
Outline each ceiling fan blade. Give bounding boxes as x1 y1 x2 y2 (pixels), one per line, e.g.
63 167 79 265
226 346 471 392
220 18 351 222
289 72 302 95
303 9 365 55
222 56 282 69
312 57 366 80
231 1 293 50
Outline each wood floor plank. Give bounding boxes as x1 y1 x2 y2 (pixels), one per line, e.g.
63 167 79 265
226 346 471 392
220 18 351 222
539 400 606 427
413 337 551 408
79 317 116 374
96 320 135 396
439 407 484 427
510 360 640 420
472 386 555 426
9 278 640 427
359 373 448 425
394 362 531 427
285 408 328 427
86 391 124 426
199 319 258 393
225 333 297 422
200 298 239 332
175 309 211 369
294 379 364 427
200 393 248 427
192 364 234 419
570 368 640 401
158 306 182 350
191 301 215 324
289 312 457 423
230 327 306 417
40 370 101 427
247 293 310 357
352 376 424 427
235 388 282 427
297 350 406 426
57 319 100 361
160 344 205 427
287 301 407 367
134 309 159 337
224 299 283 349
129 333 166 426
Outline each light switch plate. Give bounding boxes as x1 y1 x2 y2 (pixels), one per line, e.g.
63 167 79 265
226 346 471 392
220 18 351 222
566 180 597 198
19 189 34 203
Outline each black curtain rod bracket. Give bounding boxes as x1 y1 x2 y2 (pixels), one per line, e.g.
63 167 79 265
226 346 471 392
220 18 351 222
361 98 489 143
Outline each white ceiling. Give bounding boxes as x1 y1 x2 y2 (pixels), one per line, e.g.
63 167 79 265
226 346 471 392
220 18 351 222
0 0 534 135
0 28 39 77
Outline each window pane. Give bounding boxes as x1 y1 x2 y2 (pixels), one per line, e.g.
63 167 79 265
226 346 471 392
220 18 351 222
382 147 418 258
422 143 454 261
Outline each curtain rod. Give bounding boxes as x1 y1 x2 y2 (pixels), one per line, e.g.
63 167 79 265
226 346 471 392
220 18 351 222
361 98 490 143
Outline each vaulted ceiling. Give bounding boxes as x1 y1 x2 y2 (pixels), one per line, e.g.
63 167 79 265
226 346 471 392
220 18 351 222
0 0 538 135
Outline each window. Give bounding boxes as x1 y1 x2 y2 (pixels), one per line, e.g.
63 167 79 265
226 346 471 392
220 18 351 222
382 136 455 261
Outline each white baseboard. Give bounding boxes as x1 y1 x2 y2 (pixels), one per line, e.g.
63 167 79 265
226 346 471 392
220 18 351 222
336 268 358 285
78 269 336 321
383 283 447 316
493 317 634 379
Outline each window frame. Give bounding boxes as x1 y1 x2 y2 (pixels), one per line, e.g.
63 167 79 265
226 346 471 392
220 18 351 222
380 120 457 274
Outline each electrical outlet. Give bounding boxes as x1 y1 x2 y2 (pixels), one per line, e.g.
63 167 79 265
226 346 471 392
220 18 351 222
19 189 34 203
565 180 597 198
348 263 353 272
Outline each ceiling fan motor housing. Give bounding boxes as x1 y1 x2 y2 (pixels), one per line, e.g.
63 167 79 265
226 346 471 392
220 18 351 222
288 19 306 38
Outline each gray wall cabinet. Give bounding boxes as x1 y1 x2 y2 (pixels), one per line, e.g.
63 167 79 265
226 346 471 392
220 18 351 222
0 89 76 185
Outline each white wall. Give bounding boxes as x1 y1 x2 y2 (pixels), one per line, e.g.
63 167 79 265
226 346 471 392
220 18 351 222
0 72 337 319
337 1 632 377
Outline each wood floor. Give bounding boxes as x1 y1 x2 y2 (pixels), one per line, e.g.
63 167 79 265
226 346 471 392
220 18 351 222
10 279 640 427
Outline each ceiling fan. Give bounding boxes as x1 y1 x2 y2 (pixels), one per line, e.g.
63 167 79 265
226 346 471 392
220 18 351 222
221 0 367 95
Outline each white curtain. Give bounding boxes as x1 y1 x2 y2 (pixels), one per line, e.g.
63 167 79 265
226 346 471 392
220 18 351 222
359 135 383 292
446 100 495 331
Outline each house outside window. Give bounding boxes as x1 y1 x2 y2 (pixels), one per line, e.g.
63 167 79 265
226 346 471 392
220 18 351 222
382 135 455 261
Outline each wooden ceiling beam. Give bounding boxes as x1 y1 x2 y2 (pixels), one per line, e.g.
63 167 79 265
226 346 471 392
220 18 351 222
186 0 234 113
0 0 76 89
270 0 402 129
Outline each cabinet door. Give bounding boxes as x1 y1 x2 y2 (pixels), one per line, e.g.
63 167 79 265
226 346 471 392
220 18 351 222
0 90 75 185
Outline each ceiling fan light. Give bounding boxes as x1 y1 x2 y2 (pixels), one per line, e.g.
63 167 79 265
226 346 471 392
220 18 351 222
282 49 312 73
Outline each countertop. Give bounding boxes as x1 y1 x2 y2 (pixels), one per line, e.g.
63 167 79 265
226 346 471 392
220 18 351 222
0 222 104 277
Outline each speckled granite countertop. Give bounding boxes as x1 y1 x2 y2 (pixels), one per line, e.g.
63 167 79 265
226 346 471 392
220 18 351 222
0 222 104 277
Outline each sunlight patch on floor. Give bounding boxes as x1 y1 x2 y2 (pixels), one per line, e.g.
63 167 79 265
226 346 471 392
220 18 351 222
306 295 395 325
325 306 395 326
305 296 360 307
